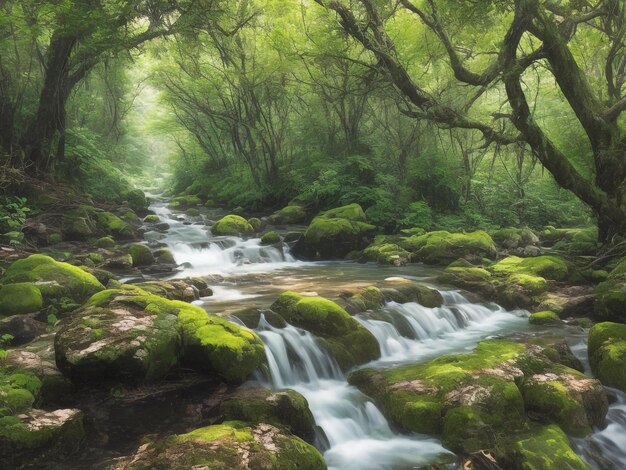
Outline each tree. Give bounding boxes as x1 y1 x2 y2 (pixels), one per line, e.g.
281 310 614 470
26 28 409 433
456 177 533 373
313 0 626 242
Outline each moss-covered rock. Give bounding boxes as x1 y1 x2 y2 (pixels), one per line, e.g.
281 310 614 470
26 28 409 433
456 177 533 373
0 283 43 316
295 204 376 260
492 255 569 281
220 388 316 442
103 254 133 270
127 243 154 267
122 189 149 212
491 227 539 249
400 230 496 265
510 424 590 470
143 215 160 223
594 259 626 321
1 255 104 306
588 322 626 392
212 215 255 237
363 243 411 266
542 226 598 256
529 311 561 325
261 231 281 245
61 217 93 241
268 205 307 225
168 195 201 210
348 339 606 454
439 266 495 299
284 231 303 243
247 217 263 232
115 421 326 470
55 288 263 385
154 248 176 265
95 236 116 249
271 291 380 370
96 212 134 240
130 279 211 302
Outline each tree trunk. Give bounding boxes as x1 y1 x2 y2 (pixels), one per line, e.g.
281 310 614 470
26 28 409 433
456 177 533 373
21 33 75 173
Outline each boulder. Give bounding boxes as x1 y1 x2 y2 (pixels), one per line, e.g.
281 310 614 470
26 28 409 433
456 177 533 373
594 257 626 321
127 243 154 267
491 227 539 250
439 266 495 299
0 283 43 316
529 311 561 325
400 230 496 265
261 231 281 246
268 205 307 225
491 255 569 281
114 421 326 470
271 291 380 370
588 322 626 392
95 236 116 249
122 189 149 212
363 243 411 266
130 279 212 302
212 215 255 237
96 212 135 240
168 195 201 210
0 255 104 306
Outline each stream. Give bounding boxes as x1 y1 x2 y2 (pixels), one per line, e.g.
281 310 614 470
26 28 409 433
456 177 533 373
136 194 626 469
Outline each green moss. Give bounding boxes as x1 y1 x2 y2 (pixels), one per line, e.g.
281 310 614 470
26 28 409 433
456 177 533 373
491 227 538 248
512 424 590 470
154 248 176 264
95 236 116 248
529 311 561 325
247 217 262 232
61 217 93 241
594 278 626 321
212 215 255 236
301 217 375 260
510 274 549 295
588 322 626 392
122 189 148 211
363 243 411 265
97 212 134 239
400 230 496 265
1 255 104 305
0 386 35 413
168 195 201 209
268 205 307 224
47 233 63 245
143 215 160 223
0 283 43 316
492 256 568 281
128 243 154 267
260 231 280 245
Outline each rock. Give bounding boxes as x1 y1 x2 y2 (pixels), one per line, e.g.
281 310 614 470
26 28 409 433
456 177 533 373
122 189 149 212
491 227 539 250
186 208 200 217
588 322 626 392
270 291 380 370
439 266 495 299
379 279 443 308
143 215 160 223
594 258 626 321
0 408 84 468
168 195 201 210
212 215 255 237
61 217 92 241
130 279 211 302
115 421 326 470
268 205 307 225
220 388 316 442
127 243 154 267
248 217 263 232
294 204 376 260
55 287 264 385
0 314 47 345
529 311 561 325
400 230 496 265
542 227 598 255
0 283 43 316
342 286 386 314
536 286 595 317
96 212 135 240
284 231 303 243
153 248 176 265
363 243 411 266
231 308 287 329
103 254 133 270
348 339 607 454
47 233 63 245
95 236 116 249
261 231 281 245
491 255 569 281
1 255 104 306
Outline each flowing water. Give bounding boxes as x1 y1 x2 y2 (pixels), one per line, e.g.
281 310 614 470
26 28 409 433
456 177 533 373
141 194 626 469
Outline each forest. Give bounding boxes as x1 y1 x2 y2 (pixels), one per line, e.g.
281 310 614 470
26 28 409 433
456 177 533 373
0 1 626 469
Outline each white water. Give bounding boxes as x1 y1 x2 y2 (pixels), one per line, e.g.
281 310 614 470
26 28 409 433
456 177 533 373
256 316 454 470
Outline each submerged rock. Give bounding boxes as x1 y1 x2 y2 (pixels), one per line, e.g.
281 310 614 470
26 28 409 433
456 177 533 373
270 291 380 370
115 421 326 470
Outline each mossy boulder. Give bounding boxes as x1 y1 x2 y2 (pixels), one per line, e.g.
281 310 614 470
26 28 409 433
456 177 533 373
542 226 598 255
529 311 561 325
61 217 93 241
588 322 626 392
270 291 380 370
95 236 116 249
103 254 133 270
212 215 255 237
439 266 495 299
247 217 263 232
491 227 539 249
268 205 307 225
295 204 376 260
342 286 386 314
143 215 160 223
122 189 149 212
168 195 201 210
400 230 496 265
594 258 626 321
378 279 443 308
284 231 303 243
348 339 607 454
220 388 316 442
509 424 590 470
363 243 411 266
115 421 326 470
96 212 134 240
127 243 154 267
130 279 212 302
0 283 43 316
154 248 176 265
55 287 264 385
1 255 104 306
260 231 281 246
491 255 569 281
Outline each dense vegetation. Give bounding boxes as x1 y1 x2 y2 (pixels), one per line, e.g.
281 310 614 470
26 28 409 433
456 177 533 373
2 0 625 241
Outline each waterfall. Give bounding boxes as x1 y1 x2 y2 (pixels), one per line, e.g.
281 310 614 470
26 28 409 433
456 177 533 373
255 316 454 470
